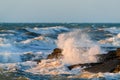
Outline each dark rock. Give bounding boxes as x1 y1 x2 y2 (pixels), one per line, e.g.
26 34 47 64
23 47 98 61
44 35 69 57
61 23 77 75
47 48 63 59
116 48 120 57
33 59 41 64
97 48 120 62
68 63 102 70
97 51 117 62
68 48 120 73
113 64 120 73
84 59 120 73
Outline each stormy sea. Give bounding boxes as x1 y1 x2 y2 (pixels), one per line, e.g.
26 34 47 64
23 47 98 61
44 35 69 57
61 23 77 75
0 23 120 80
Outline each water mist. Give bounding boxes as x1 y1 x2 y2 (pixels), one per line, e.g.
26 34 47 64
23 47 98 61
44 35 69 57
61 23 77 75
57 30 101 65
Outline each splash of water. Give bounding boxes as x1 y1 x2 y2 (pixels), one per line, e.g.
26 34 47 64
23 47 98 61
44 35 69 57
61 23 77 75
57 30 101 65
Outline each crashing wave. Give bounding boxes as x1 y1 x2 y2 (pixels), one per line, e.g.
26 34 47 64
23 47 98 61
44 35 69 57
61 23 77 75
57 30 101 65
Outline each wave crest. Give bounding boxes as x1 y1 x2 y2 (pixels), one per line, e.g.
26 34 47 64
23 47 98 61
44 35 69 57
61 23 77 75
57 30 101 65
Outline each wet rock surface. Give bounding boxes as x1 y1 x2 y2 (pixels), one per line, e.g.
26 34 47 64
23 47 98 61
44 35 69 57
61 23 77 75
84 59 120 73
46 48 120 73
113 64 120 73
67 48 120 73
47 48 63 59
97 48 120 62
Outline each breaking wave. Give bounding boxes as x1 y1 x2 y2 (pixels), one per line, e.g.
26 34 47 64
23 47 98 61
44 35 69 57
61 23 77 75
104 27 120 34
25 26 69 36
57 30 101 65
99 33 120 47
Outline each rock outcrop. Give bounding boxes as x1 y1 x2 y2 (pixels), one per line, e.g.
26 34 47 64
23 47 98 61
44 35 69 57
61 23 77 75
47 48 63 59
84 59 120 73
113 64 120 73
46 48 120 73
68 48 120 73
97 48 120 62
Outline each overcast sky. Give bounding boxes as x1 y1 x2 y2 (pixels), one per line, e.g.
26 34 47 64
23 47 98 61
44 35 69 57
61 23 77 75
0 0 120 23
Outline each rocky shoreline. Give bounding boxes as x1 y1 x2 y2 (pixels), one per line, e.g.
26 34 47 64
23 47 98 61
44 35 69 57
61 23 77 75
47 48 120 73
2 48 119 80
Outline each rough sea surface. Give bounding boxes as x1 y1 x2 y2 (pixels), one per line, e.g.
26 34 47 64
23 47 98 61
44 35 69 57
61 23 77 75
0 23 120 80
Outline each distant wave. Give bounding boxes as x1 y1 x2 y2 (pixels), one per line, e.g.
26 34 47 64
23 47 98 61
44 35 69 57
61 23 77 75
104 27 120 34
25 26 69 36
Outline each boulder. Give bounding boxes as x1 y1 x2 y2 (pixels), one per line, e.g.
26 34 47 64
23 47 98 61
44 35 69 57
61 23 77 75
47 48 63 59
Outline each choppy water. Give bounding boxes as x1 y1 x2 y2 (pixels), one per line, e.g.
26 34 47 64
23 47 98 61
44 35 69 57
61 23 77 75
0 23 120 80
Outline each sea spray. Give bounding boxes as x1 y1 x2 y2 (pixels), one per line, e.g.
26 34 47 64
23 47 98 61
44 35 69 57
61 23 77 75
57 30 101 65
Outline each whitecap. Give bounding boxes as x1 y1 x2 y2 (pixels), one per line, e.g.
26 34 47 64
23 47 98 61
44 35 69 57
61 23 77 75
104 27 120 34
25 26 69 35
26 59 81 75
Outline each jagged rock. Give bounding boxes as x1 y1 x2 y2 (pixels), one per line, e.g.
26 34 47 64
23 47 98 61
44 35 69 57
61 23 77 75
116 48 120 57
97 51 117 62
84 59 120 73
113 64 120 73
97 48 120 62
68 48 120 73
47 48 63 59
68 63 102 70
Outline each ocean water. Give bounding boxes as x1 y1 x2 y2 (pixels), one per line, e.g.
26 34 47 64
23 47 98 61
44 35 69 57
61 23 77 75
0 23 120 80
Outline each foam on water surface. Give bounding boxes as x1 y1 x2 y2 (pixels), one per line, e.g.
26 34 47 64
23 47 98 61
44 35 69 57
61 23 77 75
26 59 81 75
104 27 120 34
99 32 120 47
25 26 69 35
0 24 120 79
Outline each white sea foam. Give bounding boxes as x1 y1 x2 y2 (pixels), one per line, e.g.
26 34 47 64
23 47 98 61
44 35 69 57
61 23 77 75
21 36 45 44
21 36 55 44
0 61 37 71
1 26 120 79
99 33 120 46
103 72 120 80
1 60 120 79
104 27 120 34
57 30 101 65
26 59 81 75
21 39 33 44
26 26 69 35
0 34 14 37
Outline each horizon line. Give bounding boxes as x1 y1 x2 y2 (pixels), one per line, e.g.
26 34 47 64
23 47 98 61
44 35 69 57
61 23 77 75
0 22 120 24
